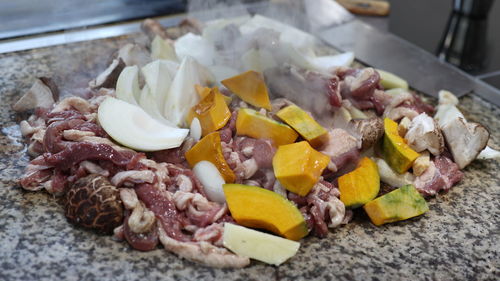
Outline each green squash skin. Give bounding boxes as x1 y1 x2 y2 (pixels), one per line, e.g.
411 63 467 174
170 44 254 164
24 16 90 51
381 133 413 174
374 185 429 224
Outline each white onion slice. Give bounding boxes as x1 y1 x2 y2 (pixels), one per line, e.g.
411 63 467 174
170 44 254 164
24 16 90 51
174 33 215 67
193 161 226 203
141 60 177 117
202 16 251 43
138 85 175 127
115 66 140 105
163 57 206 127
151 36 178 61
309 52 355 73
240 15 316 53
374 157 415 188
98 97 188 151
241 48 278 73
189 117 202 142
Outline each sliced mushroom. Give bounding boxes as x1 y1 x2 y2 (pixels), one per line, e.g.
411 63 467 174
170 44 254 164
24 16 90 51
412 152 430 176
435 89 494 165
398 116 411 137
166 18 204 39
13 77 59 112
404 113 445 156
88 58 125 89
141 18 170 40
441 117 489 169
437 89 459 106
350 117 384 150
142 18 203 41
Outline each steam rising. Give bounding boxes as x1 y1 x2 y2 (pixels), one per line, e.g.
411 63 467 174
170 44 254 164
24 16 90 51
183 0 353 119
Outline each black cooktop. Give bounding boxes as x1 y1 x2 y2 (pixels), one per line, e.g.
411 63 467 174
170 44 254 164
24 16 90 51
388 0 500 90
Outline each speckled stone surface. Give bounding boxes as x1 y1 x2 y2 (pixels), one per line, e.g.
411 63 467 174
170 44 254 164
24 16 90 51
0 33 499 281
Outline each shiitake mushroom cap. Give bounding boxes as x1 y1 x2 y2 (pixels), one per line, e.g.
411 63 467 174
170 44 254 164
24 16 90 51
65 174 123 234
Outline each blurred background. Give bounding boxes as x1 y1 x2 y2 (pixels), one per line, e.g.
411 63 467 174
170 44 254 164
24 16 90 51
0 0 499 90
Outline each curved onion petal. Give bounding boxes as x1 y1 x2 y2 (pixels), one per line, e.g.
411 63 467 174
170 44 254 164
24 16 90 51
193 161 226 203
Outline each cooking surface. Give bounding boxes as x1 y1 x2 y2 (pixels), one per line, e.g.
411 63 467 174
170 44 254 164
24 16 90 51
0 31 499 280
0 0 186 40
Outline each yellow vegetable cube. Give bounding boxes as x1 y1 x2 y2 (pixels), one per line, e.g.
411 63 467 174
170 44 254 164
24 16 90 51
338 157 380 208
276 104 328 148
236 108 298 146
185 132 235 183
187 88 231 136
273 141 330 196
223 184 308 240
363 184 429 226
221 70 272 110
382 118 420 173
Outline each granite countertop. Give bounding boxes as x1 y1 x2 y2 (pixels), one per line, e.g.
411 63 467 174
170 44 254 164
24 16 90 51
0 33 499 281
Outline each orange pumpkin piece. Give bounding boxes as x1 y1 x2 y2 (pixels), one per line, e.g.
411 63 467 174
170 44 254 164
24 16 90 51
195 85 231 105
236 108 298 146
221 70 271 110
338 157 380 208
276 104 328 148
223 183 308 241
185 132 236 183
363 184 428 226
187 88 231 136
382 118 420 174
273 141 330 196
195 84 211 99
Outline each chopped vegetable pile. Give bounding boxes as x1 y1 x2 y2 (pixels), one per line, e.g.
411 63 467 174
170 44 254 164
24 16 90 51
14 15 499 268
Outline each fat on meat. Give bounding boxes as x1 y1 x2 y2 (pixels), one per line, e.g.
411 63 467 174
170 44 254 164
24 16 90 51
120 188 156 234
157 226 250 268
193 223 225 246
288 180 348 237
79 161 110 177
172 191 227 228
51 96 92 114
307 181 346 229
123 213 159 251
413 156 463 196
337 67 384 114
111 170 155 187
320 128 360 172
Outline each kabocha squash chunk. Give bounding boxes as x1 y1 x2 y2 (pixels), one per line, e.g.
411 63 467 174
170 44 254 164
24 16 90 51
196 85 231 105
338 157 380 208
382 118 420 174
236 108 298 146
273 141 330 196
276 104 328 148
223 184 308 240
187 88 231 136
363 184 429 226
185 132 236 182
195 84 211 99
221 70 272 110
